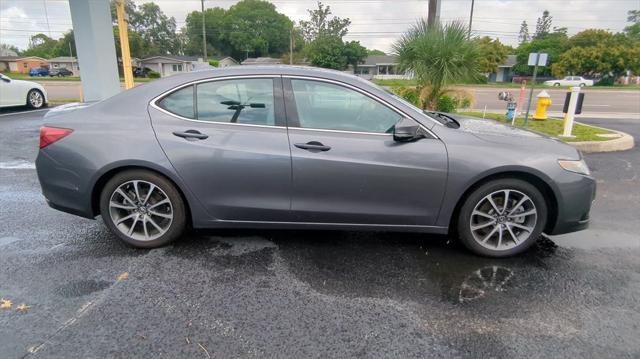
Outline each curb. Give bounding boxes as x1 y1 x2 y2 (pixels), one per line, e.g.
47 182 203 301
567 122 635 153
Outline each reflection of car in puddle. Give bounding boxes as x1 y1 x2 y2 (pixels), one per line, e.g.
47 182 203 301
458 266 514 303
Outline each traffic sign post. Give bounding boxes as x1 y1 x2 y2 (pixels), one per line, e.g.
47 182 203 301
523 53 548 127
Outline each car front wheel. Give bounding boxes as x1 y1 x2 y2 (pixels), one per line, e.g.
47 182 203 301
99 170 186 248
457 178 547 257
26 89 45 109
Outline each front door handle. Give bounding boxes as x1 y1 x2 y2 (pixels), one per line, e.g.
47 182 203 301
173 129 209 140
294 141 331 152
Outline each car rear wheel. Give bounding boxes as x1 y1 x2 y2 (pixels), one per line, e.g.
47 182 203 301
99 170 186 248
579 83 585 87
554 83 560 87
26 89 45 109
457 178 547 257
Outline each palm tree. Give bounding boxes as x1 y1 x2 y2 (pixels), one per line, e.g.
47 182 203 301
393 20 480 110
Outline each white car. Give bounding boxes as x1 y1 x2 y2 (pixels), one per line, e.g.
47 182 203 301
0 73 48 109
544 76 594 87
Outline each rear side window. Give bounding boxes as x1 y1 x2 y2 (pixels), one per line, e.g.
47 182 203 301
196 79 275 126
158 85 194 119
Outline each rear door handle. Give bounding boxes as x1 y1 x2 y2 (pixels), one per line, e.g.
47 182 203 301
294 141 331 151
173 130 209 140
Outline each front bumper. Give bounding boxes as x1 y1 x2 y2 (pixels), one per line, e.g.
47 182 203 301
546 173 596 235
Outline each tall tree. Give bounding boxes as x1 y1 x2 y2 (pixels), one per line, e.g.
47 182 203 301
534 10 552 39
0 43 20 56
518 21 530 44
394 20 480 110
220 0 292 59
625 9 640 40
21 34 59 58
299 2 351 42
367 49 386 56
183 7 227 56
475 36 509 74
513 31 569 76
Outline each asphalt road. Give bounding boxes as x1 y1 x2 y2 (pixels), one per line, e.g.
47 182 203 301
35 80 640 118
1 107 639 358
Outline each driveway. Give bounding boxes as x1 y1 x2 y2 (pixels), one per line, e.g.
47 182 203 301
1 108 639 358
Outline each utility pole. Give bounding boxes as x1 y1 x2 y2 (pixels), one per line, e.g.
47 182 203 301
427 0 441 26
201 0 207 60
289 28 293 65
115 0 133 89
523 53 541 127
468 0 475 38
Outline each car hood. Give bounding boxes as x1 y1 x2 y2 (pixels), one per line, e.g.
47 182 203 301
11 79 44 88
449 114 581 159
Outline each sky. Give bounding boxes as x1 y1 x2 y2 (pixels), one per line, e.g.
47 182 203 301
0 0 637 53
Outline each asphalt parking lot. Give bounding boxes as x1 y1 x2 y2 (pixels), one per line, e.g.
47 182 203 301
1 107 639 358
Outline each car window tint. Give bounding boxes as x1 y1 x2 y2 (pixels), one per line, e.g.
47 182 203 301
158 85 194 119
196 79 275 126
291 79 401 133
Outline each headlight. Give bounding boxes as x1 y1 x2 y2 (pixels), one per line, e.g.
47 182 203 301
558 159 590 176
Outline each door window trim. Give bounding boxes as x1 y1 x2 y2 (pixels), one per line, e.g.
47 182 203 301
149 75 287 129
282 75 438 138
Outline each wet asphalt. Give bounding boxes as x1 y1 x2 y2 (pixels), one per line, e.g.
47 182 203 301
1 107 639 358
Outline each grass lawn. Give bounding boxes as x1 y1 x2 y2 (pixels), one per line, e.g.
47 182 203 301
458 111 616 142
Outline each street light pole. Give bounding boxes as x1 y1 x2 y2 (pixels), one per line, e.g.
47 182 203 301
201 0 207 60
468 0 475 38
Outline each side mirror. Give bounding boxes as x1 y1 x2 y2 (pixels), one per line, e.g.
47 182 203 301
393 118 423 142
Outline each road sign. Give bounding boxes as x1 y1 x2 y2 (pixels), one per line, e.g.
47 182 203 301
527 53 548 67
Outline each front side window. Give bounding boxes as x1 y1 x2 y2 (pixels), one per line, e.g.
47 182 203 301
158 85 194 119
290 79 401 133
197 78 275 126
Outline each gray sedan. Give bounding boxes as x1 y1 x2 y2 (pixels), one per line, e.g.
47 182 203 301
35 66 595 257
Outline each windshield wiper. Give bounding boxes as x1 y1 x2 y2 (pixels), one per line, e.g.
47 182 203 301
425 111 460 129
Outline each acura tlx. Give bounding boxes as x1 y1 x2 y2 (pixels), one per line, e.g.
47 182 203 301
35 66 595 257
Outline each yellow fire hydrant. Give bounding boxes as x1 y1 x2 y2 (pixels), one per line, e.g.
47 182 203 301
532 90 552 121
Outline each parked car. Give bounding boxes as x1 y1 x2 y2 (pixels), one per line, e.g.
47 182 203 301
35 67 595 257
544 76 594 87
28 67 50 77
49 68 74 77
133 67 151 78
0 73 48 108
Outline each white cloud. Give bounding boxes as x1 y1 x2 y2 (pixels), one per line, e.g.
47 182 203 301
0 0 636 52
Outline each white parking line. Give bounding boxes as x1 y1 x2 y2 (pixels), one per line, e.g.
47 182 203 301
0 160 35 169
0 108 49 117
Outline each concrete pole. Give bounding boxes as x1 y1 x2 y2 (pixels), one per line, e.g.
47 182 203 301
68 0 120 102
561 86 581 137
468 0 475 38
116 0 134 90
201 0 207 60
427 0 441 26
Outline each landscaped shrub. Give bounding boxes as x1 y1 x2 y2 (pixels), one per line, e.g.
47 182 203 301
208 59 219 67
392 86 474 112
148 71 160 79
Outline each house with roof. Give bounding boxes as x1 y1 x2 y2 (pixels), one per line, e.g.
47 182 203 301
0 56 19 72
489 55 517 83
240 57 282 66
212 56 239 68
350 55 412 80
16 56 49 74
139 55 205 77
48 56 80 76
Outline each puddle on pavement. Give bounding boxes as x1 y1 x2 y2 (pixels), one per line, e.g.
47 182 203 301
55 280 112 298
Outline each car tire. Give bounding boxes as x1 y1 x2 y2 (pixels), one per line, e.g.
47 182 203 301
457 178 547 258
554 83 560 87
99 170 187 248
26 89 45 109
579 83 585 87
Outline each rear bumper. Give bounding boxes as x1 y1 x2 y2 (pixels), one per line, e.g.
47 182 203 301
546 174 596 235
36 150 95 219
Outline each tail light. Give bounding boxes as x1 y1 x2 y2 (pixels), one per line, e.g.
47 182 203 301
39 127 73 149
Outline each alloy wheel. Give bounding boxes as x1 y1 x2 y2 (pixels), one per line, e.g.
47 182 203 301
108 180 173 241
29 91 43 108
469 189 537 251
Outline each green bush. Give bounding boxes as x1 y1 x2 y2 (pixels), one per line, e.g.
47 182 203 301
393 86 421 107
148 71 160 79
208 59 219 67
436 94 473 112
